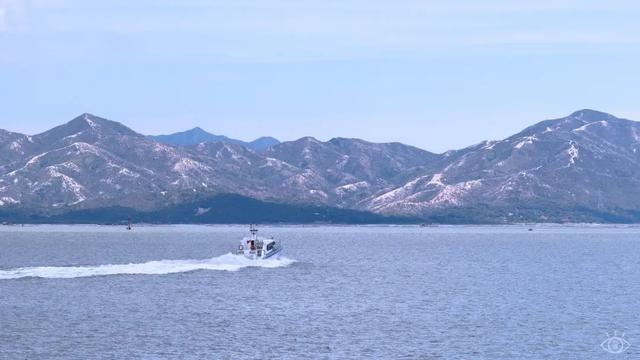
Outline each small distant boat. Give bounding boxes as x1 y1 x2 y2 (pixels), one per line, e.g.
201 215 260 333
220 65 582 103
127 217 132 231
236 224 283 260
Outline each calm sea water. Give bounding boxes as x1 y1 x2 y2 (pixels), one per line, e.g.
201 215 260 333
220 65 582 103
1 224 639 359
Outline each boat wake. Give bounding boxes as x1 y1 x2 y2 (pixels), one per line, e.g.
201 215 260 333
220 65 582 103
0 253 295 280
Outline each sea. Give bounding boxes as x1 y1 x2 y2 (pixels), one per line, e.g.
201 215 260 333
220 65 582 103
1 224 638 359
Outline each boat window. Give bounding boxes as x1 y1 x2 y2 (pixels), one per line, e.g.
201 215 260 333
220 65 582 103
266 242 274 251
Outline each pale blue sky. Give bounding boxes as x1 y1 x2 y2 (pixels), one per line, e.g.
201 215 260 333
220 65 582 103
1 0 639 152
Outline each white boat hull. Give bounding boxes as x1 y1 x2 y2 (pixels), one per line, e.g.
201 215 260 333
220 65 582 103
236 225 283 260
241 244 283 260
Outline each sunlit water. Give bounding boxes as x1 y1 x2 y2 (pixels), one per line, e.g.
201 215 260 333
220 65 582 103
1 224 638 359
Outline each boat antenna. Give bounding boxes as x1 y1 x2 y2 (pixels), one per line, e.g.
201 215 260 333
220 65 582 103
250 224 258 238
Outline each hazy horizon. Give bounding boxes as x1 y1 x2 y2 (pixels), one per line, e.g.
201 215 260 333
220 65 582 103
1 0 639 152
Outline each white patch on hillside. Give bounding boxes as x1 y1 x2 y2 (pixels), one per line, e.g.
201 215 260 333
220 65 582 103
63 131 84 141
118 167 140 178
59 162 81 173
567 143 579 166
335 155 350 169
0 197 19 206
215 144 248 163
284 169 318 187
83 114 97 129
153 143 175 154
45 167 86 204
370 176 430 206
68 142 102 156
482 140 500 150
496 167 541 194
573 120 609 132
369 177 482 214
26 152 47 166
6 151 51 176
335 181 369 195
427 173 445 187
309 189 328 199
172 158 209 173
514 135 537 149
428 180 482 206
102 162 142 180
260 157 295 170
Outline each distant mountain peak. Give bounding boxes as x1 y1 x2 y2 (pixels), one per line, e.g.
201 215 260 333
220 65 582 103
569 109 616 122
70 113 100 126
151 128 280 152
298 136 322 143
33 113 141 144
253 136 278 142
515 109 622 138
249 136 280 151
68 113 123 130
189 126 207 133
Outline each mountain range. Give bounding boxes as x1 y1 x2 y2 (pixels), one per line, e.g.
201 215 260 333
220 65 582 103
2 109 640 223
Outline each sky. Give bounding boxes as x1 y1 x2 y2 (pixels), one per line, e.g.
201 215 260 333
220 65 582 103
1 0 639 152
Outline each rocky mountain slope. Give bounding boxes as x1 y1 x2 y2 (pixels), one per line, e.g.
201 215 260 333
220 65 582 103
367 110 640 219
1 110 640 223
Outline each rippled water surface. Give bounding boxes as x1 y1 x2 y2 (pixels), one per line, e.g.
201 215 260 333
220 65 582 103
1 224 639 359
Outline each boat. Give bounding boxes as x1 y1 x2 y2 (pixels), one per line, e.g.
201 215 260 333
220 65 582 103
236 224 283 260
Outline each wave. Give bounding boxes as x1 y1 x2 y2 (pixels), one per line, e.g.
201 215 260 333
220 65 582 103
0 253 295 280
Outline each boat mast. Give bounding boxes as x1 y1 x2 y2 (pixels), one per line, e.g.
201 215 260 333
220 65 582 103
250 223 258 240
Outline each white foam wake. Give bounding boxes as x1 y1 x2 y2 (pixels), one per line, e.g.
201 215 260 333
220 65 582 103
0 253 295 280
